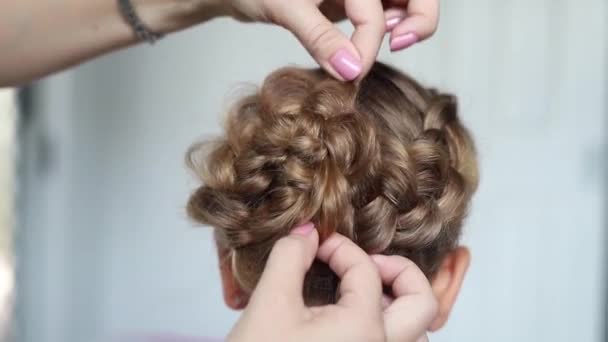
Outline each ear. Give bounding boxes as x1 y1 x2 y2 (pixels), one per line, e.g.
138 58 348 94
428 247 470 331
216 243 248 310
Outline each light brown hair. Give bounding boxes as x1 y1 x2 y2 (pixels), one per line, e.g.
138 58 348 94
187 62 478 305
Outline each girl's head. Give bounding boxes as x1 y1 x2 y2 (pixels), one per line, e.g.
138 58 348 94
187 62 478 330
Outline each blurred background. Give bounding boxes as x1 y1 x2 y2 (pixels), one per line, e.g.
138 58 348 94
1 1 607 341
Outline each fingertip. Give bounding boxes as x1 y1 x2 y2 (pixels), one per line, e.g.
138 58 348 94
396 0 440 40
385 16 402 31
254 224 320 304
388 13 438 52
291 222 316 236
270 222 319 268
329 48 363 81
316 233 348 263
389 32 419 52
374 255 431 299
317 233 379 282
384 8 406 32
277 0 359 82
286 222 320 259
317 234 383 311
316 233 336 262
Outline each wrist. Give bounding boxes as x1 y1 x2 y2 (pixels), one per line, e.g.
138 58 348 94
131 0 229 35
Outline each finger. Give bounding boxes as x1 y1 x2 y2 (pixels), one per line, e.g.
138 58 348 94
249 223 319 310
384 8 407 32
344 0 385 77
272 0 362 81
388 0 440 51
371 255 438 342
317 233 382 313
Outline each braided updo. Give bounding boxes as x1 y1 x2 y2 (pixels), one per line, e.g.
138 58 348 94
187 62 478 305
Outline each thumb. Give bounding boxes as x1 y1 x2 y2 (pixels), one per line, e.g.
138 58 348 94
270 1 363 81
248 222 319 309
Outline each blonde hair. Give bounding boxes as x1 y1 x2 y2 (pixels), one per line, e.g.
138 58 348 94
187 62 479 305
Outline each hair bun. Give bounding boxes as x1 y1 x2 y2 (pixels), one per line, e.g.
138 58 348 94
187 63 478 302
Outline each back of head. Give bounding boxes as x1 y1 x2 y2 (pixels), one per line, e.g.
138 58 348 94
187 62 479 305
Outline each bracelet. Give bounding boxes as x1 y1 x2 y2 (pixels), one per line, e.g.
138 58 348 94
118 0 164 44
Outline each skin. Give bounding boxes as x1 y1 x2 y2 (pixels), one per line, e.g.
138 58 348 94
0 0 439 87
219 223 470 342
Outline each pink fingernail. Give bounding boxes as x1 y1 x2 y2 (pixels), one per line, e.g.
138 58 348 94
390 32 419 52
385 16 403 31
330 49 362 81
291 222 315 236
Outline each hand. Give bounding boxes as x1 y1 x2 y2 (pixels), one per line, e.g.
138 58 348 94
227 223 438 342
224 0 440 81
0 0 438 86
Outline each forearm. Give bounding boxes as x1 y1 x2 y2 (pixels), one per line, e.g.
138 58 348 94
0 0 226 87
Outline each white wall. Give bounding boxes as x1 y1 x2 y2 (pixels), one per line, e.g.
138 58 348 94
0 89 16 340
16 1 607 341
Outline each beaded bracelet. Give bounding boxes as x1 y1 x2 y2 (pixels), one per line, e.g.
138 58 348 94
117 0 164 44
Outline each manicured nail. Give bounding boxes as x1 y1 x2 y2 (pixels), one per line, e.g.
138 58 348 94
330 49 362 81
390 32 419 52
385 16 403 31
291 222 315 236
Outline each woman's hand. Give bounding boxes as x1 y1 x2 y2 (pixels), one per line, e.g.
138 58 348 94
227 223 438 342
0 0 438 86
226 0 440 81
